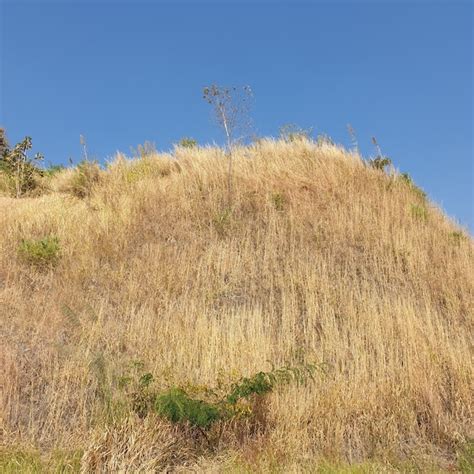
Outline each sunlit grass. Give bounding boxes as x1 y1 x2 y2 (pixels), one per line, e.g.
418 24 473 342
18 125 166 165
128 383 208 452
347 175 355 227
1 139 472 471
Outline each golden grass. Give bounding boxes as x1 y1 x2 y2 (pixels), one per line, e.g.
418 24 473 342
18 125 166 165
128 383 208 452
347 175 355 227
1 139 473 471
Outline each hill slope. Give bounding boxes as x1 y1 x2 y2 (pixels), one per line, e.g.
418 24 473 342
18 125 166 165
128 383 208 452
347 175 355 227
1 140 473 471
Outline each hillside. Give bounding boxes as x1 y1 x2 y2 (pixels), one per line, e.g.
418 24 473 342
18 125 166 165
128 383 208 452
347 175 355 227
1 139 473 472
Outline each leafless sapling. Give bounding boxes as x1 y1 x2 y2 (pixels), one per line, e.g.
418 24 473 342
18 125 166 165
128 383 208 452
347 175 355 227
203 84 253 206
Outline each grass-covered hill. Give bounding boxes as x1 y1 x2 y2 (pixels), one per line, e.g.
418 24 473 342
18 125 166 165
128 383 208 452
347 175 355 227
1 139 473 472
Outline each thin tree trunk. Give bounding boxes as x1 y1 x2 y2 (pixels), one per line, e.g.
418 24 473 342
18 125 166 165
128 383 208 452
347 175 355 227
221 112 233 208
227 149 232 207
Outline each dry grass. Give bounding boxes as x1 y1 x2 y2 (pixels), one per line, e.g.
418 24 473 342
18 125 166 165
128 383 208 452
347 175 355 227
0 139 473 471
81 415 197 472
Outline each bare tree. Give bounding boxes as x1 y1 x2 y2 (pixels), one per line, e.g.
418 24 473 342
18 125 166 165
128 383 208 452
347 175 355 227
203 84 253 206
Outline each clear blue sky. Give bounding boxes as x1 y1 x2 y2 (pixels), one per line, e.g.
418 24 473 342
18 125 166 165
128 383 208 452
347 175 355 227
1 1 472 230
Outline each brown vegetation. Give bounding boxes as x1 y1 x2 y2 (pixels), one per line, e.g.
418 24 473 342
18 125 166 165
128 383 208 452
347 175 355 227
0 139 472 471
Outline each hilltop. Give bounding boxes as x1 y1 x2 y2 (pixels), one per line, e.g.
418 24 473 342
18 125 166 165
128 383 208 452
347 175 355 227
1 139 473 472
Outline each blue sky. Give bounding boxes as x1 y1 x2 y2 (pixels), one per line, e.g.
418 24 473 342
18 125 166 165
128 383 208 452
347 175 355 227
1 1 472 229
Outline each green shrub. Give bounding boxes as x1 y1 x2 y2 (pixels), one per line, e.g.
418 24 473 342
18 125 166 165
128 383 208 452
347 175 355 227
177 137 198 149
368 155 392 171
0 131 44 197
120 362 321 449
226 372 275 405
18 236 61 268
154 388 221 429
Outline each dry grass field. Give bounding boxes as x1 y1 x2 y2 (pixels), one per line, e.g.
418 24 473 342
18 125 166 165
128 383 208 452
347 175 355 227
1 139 473 472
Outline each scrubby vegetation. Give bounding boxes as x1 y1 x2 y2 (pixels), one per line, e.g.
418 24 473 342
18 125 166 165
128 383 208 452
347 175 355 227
120 362 320 449
1 138 473 471
0 130 44 197
176 137 198 149
18 236 61 269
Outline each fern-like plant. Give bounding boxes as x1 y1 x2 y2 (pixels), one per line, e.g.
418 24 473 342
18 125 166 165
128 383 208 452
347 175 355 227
122 361 321 448
154 388 221 429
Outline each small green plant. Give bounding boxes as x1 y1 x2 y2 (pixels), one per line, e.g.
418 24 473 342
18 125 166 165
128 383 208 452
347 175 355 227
368 155 392 171
449 231 466 246
0 448 83 473
18 236 61 268
279 123 313 142
457 439 474 473
400 173 413 185
411 204 428 221
399 173 427 200
368 136 391 172
177 137 198 149
271 192 286 211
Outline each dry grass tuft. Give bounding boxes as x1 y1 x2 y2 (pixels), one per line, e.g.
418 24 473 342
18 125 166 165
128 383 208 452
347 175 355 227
0 139 472 471
81 415 196 472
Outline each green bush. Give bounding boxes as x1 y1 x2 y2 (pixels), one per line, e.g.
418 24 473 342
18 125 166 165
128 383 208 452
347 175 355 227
368 155 392 171
226 371 275 405
120 362 320 448
18 236 61 268
0 131 44 197
177 137 198 149
154 388 221 429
